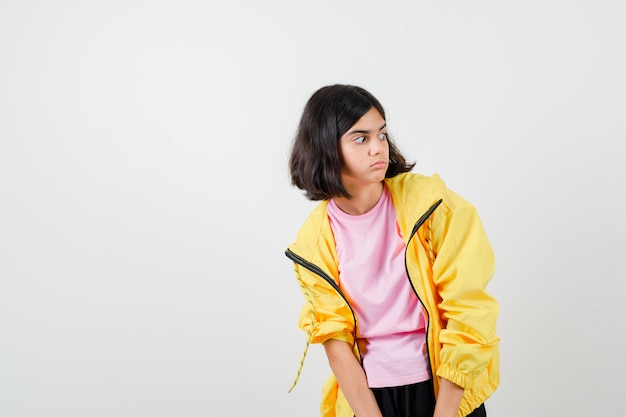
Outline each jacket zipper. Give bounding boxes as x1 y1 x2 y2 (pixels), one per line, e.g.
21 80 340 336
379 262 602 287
404 198 443 396
285 249 363 364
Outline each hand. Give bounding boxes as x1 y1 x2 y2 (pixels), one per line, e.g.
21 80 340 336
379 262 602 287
433 378 464 417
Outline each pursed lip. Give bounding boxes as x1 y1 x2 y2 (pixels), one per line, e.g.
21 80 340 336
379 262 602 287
370 160 388 168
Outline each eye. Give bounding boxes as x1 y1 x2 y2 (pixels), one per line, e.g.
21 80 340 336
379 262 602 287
354 136 366 144
379 132 388 140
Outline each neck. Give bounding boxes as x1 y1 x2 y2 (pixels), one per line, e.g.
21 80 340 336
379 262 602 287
333 182 384 215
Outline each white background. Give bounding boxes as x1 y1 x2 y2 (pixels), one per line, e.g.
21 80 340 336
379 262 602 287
1 1 625 416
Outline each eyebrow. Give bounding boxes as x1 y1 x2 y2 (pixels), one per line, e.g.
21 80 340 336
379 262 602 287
346 123 387 136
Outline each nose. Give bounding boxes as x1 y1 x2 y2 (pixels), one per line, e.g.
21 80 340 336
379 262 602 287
369 137 386 156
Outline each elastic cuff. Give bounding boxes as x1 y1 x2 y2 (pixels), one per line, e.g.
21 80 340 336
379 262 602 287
436 363 473 390
313 331 353 345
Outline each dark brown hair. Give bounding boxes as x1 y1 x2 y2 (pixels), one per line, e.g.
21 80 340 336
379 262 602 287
289 84 415 201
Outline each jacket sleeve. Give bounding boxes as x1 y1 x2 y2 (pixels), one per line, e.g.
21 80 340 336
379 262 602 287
293 261 355 346
430 194 500 390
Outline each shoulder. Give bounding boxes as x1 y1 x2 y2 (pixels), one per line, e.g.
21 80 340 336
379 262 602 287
385 171 448 198
386 172 478 224
385 171 452 209
287 200 333 258
295 200 329 236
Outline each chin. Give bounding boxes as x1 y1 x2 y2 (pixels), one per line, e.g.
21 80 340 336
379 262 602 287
374 173 387 182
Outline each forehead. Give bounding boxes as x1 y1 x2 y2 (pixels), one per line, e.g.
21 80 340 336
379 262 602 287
346 108 385 132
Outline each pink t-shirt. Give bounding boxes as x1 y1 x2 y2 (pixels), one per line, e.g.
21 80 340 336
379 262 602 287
327 186 431 388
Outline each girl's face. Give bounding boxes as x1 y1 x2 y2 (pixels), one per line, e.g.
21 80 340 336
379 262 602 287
338 107 389 193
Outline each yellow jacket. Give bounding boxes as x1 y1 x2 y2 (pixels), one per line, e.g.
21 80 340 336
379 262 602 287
286 172 500 417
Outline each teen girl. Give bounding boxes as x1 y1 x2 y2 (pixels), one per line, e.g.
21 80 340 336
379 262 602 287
286 84 500 417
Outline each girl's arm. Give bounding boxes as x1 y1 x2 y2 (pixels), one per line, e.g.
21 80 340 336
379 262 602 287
433 378 464 417
430 197 499 390
323 339 383 417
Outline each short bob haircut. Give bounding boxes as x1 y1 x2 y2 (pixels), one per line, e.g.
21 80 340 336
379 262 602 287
289 84 415 201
